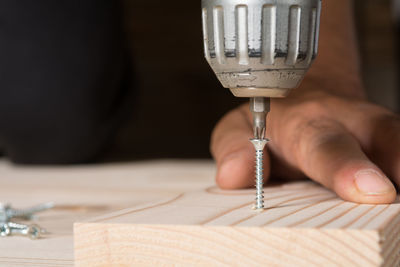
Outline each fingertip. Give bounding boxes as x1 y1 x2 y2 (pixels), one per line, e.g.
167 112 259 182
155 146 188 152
333 164 397 204
216 150 254 189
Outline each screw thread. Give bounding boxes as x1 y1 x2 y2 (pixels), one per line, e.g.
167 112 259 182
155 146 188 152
7 222 28 230
255 149 264 209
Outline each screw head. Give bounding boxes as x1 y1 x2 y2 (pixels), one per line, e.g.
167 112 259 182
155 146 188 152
250 138 269 151
27 225 41 240
0 224 10 237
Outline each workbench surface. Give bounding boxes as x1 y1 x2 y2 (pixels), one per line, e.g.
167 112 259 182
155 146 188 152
0 160 215 266
2 159 400 267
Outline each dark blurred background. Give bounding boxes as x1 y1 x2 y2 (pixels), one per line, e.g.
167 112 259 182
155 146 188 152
0 1 397 163
355 0 399 112
107 0 245 160
106 0 399 160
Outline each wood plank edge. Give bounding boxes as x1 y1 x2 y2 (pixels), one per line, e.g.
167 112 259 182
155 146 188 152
74 223 383 267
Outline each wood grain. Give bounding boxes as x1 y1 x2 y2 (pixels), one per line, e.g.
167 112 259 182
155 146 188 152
0 159 215 266
75 182 400 267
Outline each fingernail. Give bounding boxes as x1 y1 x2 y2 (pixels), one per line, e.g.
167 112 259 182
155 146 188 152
354 169 394 195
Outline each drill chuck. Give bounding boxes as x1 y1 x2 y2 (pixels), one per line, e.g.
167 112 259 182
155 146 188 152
202 0 321 98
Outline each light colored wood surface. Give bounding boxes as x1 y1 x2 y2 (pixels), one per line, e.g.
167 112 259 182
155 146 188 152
75 182 400 267
0 160 215 266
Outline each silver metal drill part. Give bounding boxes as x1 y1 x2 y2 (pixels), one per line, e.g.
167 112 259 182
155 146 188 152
202 0 321 97
0 202 54 222
249 97 269 209
250 138 269 210
250 97 270 139
0 222 45 239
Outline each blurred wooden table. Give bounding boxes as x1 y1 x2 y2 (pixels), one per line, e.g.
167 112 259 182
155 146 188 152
0 160 215 266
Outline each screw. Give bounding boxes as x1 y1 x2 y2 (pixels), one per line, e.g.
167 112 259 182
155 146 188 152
0 222 44 240
0 202 54 222
250 139 269 210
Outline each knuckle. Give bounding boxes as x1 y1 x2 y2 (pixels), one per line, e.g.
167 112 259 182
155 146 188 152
289 117 346 163
286 100 330 121
273 100 329 138
297 100 330 116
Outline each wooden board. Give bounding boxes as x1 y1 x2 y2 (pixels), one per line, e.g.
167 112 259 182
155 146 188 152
0 160 215 266
75 182 400 267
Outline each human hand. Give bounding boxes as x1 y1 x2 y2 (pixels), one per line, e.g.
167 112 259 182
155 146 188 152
210 89 398 204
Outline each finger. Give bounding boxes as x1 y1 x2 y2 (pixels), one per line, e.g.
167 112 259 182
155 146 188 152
329 100 400 189
210 104 271 189
284 118 396 204
371 115 400 185
354 113 400 187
